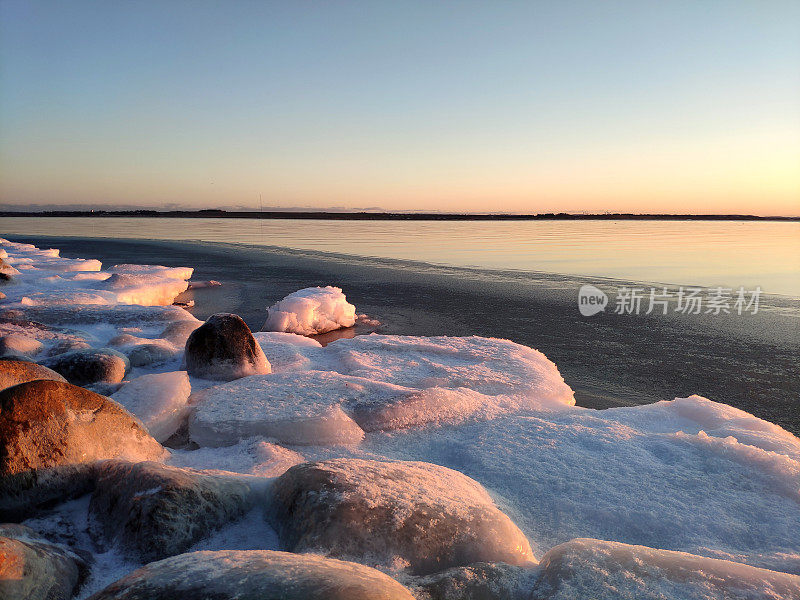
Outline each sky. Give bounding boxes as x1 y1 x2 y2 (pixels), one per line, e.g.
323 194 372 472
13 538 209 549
1 1 799 215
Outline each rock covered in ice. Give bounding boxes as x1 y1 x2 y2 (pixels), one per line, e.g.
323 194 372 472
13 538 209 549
109 334 181 367
0 524 90 600
0 333 43 358
88 461 253 562
87 549 416 600
409 561 536 600
42 347 129 385
0 359 66 391
44 338 92 357
531 538 800 600
111 371 191 442
188 371 391 447
159 319 202 346
0 380 164 477
184 313 271 381
264 286 356 335
268 459 535 575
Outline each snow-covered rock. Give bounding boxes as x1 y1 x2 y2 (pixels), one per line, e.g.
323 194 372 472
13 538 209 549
531 538 800 600
42 347 129 385
87 549 416 600
189 371 382 447
268 459 535 575
0 333 43 358
184 313 271 381
264 286 356 335
0 359 66 391
89 461 253 562
111 372 191 442
0 524 89 600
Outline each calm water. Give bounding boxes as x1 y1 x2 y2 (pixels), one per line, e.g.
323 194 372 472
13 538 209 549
2 217 799 296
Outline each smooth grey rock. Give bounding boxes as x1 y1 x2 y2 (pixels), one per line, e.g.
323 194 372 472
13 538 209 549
268 459 535 576
42 347 129 386
184 313 270 380
86 549 416 600
88 461 253 562
0 524 89 600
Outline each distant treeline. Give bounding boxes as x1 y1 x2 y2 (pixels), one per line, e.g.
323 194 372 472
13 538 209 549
1 209 798 221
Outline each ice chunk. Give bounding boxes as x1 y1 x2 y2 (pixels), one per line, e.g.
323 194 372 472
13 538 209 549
532 538 800 600
96 273 189 306
188 371 365 447
253 331 322 373
112 372 191 442
263 286 356 335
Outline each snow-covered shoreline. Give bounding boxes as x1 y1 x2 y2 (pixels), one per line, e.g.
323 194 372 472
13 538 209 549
1 238 798 600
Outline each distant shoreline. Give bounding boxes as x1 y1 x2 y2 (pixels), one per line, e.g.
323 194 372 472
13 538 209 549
2 210 799 221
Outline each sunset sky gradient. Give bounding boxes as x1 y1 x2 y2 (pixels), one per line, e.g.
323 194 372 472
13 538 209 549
1 1 798 214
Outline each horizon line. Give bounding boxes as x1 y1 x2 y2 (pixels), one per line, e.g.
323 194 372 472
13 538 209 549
2 209 799 222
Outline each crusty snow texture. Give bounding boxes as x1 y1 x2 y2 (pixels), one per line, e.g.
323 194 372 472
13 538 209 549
264 286 356 335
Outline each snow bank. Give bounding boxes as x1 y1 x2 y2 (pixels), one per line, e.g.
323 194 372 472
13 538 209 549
264 286 356 335
319 335 575 406
111 371 191 442
369 396 800 572
533 538 800 600
188 371 366 447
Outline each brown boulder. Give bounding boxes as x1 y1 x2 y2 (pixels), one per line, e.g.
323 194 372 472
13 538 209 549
0 359 66 392
0 380 164 519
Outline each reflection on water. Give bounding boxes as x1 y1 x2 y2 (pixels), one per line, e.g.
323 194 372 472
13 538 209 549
3 217 799 296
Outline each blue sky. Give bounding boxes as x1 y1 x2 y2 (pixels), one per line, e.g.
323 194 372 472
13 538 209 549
1 1 798 213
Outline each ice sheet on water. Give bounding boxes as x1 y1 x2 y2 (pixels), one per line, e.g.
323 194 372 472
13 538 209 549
263 286 356 335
